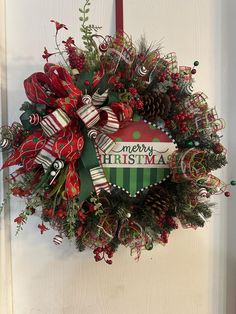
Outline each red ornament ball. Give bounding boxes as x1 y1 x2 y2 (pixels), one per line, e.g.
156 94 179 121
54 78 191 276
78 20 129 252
224 191 231 197
84 80 90 86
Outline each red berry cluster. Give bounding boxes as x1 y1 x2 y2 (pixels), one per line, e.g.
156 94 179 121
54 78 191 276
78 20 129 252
164 119 173 129
128 87 144 109
158 71 167 82
166 216 178 229
159 230 169 244
63 37 85 72
93 244 115 264
170 73 180 91
156 212 166 228
56 208 67 219
171 72 180 80
173 111 194 133
168 73 181 103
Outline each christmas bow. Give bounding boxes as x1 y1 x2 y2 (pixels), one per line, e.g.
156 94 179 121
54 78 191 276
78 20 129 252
5 65 84 198
77 96 119 153
4 63 122 199
33 64 84 198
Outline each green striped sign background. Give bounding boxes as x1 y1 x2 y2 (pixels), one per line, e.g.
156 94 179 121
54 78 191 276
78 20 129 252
104 167 170 196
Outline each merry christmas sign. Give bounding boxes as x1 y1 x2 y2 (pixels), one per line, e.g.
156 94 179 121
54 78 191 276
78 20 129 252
100 118 176 195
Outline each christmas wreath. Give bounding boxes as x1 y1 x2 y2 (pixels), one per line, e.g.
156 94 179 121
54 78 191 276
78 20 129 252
0 2 234 264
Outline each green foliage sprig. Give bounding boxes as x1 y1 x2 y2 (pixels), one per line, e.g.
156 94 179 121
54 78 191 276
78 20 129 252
79 0 102 66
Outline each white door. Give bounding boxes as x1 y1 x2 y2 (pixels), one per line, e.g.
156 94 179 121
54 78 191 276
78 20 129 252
1 1 234 313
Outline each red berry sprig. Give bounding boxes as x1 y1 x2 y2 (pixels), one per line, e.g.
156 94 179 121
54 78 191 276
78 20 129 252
63 37 86 73
166 216 179 229
158 72 167 82
167 72 181 103
171 72 180 82
159 230 169 244
93 244 115 265
128 87 144 110
56 208 67 219
173 111 194 133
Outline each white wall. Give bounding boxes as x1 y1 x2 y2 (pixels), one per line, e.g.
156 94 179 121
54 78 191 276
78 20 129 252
1 0 233 313
222 1 236 313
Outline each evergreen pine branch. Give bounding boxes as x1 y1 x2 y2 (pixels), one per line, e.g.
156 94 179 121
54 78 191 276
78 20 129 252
204 153 227 172
75 237 86 251
65 199 78 239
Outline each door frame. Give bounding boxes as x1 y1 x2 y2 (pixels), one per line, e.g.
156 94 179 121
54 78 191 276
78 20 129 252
0 0 13 313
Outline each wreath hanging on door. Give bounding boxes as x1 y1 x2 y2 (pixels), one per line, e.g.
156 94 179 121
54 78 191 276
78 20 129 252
0 1 233 264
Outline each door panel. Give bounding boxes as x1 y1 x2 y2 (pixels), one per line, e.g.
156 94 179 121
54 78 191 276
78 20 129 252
1 1 227 313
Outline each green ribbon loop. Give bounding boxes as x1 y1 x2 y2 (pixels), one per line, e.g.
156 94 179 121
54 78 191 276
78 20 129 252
78 126 101 202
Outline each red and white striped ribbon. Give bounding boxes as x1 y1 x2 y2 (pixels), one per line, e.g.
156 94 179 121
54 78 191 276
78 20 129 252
89 166 110 194
40 108 71 137
76 104 100 129
99 106 120 134
95 132 115 153
77 104 119 153
35 138 56 170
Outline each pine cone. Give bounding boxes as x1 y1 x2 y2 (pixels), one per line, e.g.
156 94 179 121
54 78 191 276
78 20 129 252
140 91 171 122
144 185 170 213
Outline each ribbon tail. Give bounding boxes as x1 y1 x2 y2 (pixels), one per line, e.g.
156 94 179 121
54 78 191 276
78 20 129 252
65 161 80 198
1 149 22 169
90 166 110 194
10 167 27 181
95 132 115 153
35 138 56 171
